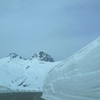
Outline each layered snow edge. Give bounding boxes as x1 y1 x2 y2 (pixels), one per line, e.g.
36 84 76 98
42 37 100 100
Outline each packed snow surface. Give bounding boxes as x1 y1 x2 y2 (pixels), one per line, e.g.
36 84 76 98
0 52 60 93
42 37 100 100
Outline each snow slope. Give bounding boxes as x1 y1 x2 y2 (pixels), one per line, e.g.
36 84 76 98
0 52 60 93
42 37 100 100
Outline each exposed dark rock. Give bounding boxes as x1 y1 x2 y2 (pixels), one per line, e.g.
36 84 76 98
26 66 30 69
8 53 26 60
8 51 55 62
23 84 29 87
31 51 55 62
8 53 18 58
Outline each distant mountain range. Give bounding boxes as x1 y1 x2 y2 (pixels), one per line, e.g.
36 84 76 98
0 51 60 93
8 51 55 62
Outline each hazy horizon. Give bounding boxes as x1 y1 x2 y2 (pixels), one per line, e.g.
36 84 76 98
0 0 100 61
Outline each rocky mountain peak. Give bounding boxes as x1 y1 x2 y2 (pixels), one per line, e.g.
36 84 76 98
8 53 25 60
32 51 55 62
8 53 19 58
8 51 54 62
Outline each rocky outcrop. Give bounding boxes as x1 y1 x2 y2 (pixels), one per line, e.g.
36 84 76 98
8 53 26 60
32 51 55 62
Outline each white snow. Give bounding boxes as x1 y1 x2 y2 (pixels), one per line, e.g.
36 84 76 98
0 56 60 93
42 37 100 100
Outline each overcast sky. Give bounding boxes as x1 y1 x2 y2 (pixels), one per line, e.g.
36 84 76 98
0 0 100 61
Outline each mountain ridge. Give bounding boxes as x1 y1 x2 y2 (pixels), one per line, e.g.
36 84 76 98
7 51 55 62
0 51 60 93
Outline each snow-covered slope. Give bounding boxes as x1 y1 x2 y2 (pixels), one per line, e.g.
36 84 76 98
42 37 100 100
0 51 60 93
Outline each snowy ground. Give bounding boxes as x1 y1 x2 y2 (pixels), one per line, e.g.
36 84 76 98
0 55 60 93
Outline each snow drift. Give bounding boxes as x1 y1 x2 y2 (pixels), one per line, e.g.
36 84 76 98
42 37 100 100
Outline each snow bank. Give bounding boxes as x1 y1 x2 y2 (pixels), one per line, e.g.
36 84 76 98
42 37 100 100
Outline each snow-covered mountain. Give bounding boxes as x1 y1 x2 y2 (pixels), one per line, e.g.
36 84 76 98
31 51 55 62
0 51 60 93
42 37 100 100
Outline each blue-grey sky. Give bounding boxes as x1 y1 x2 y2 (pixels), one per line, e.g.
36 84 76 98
0 0 100 61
